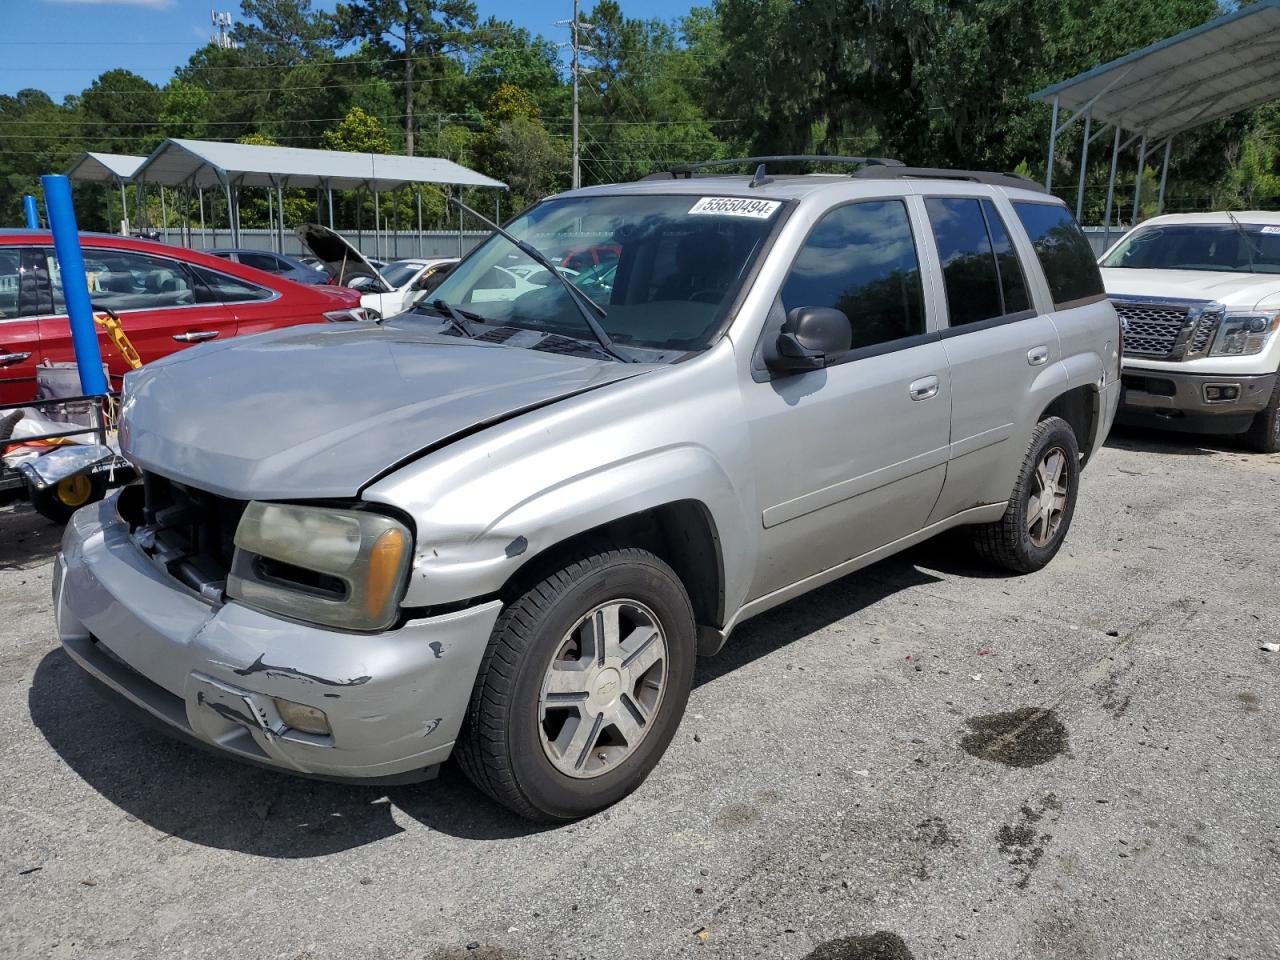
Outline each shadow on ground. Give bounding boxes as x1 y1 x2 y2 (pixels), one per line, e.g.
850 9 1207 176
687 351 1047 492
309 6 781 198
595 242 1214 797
1105 423 1244 457
0 503 63 569
29 538 984 856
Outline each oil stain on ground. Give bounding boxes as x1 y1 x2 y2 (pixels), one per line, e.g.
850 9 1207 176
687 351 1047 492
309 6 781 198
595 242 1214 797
960 707 1068 767
997 795 1061 889
803 931 914 960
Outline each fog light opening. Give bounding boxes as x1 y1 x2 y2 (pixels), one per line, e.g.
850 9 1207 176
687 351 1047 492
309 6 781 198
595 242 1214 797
1204 384 1240 403
272 697 332 736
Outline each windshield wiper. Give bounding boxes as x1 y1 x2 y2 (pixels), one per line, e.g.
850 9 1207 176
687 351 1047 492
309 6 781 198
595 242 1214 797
1226 211 1259 273
449 197 634 362
430 298 478 338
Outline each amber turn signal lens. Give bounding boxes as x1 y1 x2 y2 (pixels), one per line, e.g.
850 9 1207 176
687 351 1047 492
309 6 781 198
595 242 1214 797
365 526 408 621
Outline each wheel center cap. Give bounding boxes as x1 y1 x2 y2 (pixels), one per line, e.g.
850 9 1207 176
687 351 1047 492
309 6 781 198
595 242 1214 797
591 666 623 707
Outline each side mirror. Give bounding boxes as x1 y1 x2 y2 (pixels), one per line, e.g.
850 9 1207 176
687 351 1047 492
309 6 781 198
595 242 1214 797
766 306 852 375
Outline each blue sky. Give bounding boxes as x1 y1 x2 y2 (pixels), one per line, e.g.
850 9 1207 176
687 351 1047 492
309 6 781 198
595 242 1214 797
1 0 697 98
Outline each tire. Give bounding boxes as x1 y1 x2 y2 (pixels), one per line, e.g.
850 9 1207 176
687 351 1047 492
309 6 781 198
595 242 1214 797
30 473 106 525
973 416 1080 574
1242 376 1280 453
455 546 697 822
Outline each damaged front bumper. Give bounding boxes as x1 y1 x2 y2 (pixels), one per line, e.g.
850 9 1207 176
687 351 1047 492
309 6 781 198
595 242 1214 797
53 495 501 784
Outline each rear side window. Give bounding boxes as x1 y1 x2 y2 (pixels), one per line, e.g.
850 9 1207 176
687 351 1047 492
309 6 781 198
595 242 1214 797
238 252 285 272
188 264 275 303
1012 202 1105 308
781 199 925 351
926 197 1031 327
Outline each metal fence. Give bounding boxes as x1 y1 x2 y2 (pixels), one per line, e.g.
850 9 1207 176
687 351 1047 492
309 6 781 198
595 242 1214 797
158 228 490 261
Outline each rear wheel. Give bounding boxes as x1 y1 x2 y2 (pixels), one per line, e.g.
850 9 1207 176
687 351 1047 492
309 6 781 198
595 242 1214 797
1241 377 1280 453
973 416 1080 574
30 472 105 524
455 546 696 822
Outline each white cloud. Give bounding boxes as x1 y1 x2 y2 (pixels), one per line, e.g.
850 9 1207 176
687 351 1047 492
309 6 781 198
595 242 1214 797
44 0 176 9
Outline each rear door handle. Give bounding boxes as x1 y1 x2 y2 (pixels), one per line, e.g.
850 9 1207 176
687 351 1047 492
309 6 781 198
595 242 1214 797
173 331 219 343
0 351 31 367
1027 345 1050 366
908 375 940 401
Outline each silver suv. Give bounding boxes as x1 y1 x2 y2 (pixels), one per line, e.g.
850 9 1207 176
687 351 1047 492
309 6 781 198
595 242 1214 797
54 159 1121 821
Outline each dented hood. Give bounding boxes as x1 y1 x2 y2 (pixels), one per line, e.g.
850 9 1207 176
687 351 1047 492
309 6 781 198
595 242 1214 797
120 322 650 500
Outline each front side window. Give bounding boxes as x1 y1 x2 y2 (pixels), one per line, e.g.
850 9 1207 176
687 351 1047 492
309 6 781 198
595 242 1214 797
1015 202 1105 306
780 199 925 351
51 248 196 313
421 194 783 356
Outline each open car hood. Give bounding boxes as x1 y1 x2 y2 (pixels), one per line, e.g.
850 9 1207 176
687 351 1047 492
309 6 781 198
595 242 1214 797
119 322 652 500
295 223 389 289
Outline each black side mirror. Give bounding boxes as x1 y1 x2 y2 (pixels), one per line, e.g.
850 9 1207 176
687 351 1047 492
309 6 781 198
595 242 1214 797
766 306 852 375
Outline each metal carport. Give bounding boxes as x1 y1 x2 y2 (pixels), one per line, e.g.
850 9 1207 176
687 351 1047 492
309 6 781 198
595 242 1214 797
74 139 507 257
63 152 145 232
1032 0 1280 237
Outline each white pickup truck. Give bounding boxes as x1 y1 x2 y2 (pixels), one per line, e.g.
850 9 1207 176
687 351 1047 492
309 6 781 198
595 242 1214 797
1100 211 1280 452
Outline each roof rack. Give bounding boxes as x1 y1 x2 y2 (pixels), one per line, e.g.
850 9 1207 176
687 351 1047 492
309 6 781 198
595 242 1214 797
644 155 904 181
851 166 1049 194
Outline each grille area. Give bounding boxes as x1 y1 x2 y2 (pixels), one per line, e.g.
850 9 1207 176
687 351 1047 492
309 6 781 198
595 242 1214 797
125 472 247 601
1113 300 1189 358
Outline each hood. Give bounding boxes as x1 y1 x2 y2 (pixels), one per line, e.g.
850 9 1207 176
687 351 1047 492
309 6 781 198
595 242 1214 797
1101 267 1280 311
120 323 651 500
295 223 389 289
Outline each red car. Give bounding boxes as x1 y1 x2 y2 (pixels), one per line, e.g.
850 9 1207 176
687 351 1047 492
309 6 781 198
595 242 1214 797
560 243 621 272
0 231 364 403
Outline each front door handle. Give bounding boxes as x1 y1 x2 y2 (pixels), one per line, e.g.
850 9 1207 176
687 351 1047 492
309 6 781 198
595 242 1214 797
909 375 940 401
0 351 31 367
173 330 219 343
1027 345 1050 366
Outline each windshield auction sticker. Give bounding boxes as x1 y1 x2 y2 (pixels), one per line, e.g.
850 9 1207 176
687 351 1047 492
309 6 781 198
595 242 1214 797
689 197 782 219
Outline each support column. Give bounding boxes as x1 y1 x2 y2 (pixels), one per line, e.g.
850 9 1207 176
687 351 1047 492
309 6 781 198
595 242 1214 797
1103 126 1121 246
1131 135 1148 224
276 182 285 254
198 187 206 248
374 189 381 261
416 187 423 258
327 185 334 228
1157 138 1173 215
1075 113 1092 223
118 182 128 234
1045 94 1060 190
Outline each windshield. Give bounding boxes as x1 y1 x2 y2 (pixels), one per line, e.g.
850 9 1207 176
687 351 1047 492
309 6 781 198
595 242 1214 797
380 261 423 289
1101 223 1280 274
415 194 783 356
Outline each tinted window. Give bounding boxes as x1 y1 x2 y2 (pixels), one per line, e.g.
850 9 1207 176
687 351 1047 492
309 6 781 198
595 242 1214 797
238 251 284 272
1013 202 1105 306
982 200 1030 314
781 199 925 350
188 264 274 303
0 249 20 319
925 198 1004 326
52 248 195 313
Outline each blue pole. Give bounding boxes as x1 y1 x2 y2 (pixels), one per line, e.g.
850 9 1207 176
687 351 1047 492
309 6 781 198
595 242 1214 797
41 175 107 396
23 194 39 228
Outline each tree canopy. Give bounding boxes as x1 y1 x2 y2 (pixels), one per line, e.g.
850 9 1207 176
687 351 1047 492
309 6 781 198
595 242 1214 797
1 0 1276 231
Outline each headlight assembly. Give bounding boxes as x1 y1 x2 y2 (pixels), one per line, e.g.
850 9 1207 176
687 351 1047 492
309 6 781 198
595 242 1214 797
1210 314 1279 357
227 501 412 632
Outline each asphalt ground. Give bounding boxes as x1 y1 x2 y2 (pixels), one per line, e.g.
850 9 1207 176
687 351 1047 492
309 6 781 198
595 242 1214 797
1 425 1277 960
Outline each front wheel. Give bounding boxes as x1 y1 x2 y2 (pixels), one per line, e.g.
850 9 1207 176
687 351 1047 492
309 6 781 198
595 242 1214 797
455 546 696 821
1242 376 1280 453
973 416 1080 574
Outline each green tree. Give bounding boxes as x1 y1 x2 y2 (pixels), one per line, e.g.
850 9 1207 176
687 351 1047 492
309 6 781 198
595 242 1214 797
474 83 567 208
334 0 479 155
321 106 395 153
79 69 163 155
233 0 333 65
159 79 212 140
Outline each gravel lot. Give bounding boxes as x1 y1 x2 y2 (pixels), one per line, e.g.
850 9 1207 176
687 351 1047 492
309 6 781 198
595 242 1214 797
2 427 1277 960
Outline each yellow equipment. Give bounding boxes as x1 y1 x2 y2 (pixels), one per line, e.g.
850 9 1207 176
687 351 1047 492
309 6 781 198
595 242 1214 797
93 311 142 370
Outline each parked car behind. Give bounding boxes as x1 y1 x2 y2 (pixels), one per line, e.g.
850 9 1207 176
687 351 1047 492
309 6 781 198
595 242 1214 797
206 248 330 285
55 162 1119 822
1100 211 1280 451
0 230 365 403
357 258 459 319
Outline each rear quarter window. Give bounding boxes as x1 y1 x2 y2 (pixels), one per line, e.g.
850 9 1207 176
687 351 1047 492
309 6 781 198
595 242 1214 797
1012 202 1105 309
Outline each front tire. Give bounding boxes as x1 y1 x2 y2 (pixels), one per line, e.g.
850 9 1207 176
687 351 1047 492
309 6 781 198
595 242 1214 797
1242 377 1280 453
455 546 696 822
973 416 1080 574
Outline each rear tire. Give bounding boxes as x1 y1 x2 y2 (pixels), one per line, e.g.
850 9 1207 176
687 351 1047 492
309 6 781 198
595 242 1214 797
455 545 696 822
973 416 1080 574
1241 377 1280 453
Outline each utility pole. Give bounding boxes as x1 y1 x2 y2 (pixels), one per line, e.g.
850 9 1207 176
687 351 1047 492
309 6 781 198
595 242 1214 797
561 1 591 190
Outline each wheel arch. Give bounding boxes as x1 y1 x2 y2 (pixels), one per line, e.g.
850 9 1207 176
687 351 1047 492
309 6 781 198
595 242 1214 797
1039 383 1101 464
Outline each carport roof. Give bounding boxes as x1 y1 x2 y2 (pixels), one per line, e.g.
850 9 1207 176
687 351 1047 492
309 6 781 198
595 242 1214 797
130 138 507 192
1031 0 1280 140
63 152 146 184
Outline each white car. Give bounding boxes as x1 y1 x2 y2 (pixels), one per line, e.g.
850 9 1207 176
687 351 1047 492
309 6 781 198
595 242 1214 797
360 258 458 319
1100 211 1280 452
